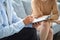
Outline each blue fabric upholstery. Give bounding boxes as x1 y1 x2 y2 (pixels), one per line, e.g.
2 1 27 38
12 0 27 18
22 0 31 15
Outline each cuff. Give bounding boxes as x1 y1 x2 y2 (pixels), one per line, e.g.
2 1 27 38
15 20 25 32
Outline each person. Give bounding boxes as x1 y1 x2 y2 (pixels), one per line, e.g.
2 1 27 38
0 0 40 40
31 0 59 40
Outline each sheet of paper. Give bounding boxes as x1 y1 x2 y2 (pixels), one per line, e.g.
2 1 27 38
32 15 51 23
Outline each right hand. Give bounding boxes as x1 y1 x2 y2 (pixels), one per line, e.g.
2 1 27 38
23 16 34 25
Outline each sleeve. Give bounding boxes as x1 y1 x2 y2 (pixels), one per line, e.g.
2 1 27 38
50 0 59 21
0 20 25 39
0 9 25 38
0 0 25 39
0 10 25 38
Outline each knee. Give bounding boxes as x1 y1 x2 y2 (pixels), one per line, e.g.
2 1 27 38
22 27 37 35
42 22 50 29
49 28 53 35
28 28 37 34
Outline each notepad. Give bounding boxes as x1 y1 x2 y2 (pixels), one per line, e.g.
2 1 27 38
32 15 51 23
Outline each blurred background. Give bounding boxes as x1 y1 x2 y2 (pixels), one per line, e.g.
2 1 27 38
58 0 60 2
58 0 60 10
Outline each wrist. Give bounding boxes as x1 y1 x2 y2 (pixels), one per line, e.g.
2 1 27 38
23 20 28 25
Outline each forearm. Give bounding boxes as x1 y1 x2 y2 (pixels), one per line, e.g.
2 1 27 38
0 21 25 39
50 0 59 21
49 14 59 21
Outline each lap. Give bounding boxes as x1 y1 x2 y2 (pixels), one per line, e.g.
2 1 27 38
0 27 38 40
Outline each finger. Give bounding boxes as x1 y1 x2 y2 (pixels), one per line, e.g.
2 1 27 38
33 24 37 28
37 22 39 25
35 23 40 26
28 17 33 22
32 23 35 25
28 15 33 18
35 23 38 26
38 22 41 25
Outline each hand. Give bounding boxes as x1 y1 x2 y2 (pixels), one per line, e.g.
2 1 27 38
23 16 34 25
32 22 41 28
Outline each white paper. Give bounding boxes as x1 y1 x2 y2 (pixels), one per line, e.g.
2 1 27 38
32 15 51 23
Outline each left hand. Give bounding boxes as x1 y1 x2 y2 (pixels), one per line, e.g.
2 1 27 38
54 20 60 24
32 22 41 28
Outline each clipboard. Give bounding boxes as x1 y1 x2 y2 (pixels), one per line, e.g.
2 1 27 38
32 15 51 23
